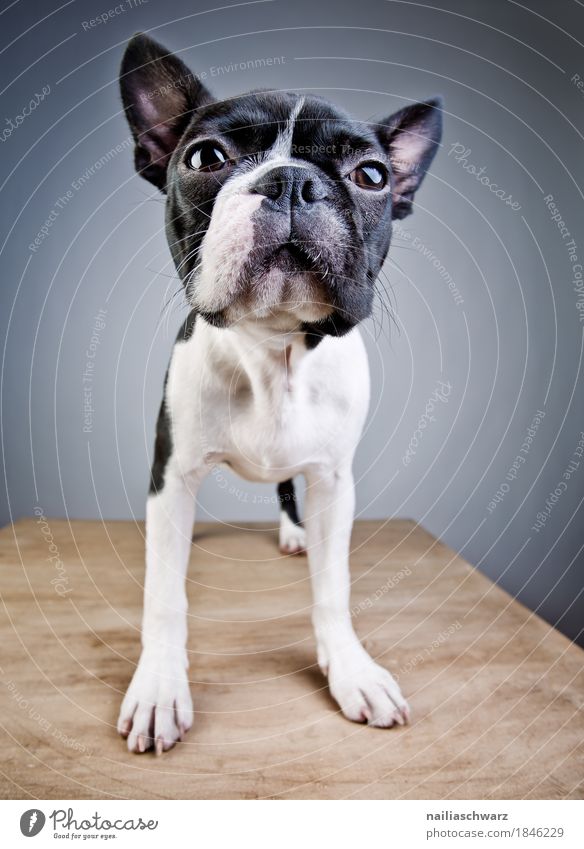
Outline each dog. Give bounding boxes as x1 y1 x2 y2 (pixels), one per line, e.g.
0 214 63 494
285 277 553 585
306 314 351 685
116 33 442 754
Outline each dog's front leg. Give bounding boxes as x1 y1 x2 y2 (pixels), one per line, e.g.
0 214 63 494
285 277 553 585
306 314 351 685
117 470 201 754
305 465 410 727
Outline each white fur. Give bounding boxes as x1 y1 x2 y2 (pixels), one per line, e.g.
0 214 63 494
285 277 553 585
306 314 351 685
271 96 305 157
118 318 409 753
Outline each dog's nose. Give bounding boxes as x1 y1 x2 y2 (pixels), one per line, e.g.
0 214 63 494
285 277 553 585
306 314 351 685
252 166 327 210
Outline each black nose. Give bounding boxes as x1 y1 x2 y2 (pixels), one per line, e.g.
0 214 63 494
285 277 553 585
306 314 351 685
252 166 327 210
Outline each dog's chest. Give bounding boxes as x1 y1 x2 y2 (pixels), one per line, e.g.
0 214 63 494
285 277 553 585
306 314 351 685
203 352 346 481
167 321 369 482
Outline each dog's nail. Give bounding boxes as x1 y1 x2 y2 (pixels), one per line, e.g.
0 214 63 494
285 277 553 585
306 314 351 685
137 735 147 753
155 737 164 756
119 719 131 737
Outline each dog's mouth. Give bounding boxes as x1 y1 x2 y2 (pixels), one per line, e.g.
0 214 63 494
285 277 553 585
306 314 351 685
273 240 318 272
250 237 327 283
197 237 334 328
190 197 357 328
244 239 331 319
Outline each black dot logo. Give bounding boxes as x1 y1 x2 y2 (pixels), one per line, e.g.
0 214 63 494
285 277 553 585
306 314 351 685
19 810 46 837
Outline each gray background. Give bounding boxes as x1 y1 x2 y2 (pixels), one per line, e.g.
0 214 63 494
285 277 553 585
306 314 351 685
1 0 583 644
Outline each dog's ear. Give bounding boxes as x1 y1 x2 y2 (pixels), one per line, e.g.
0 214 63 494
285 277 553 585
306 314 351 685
120 33 212 191
376 98 442 219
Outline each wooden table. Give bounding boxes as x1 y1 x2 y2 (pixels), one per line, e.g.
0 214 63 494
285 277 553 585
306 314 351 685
0 518 582 799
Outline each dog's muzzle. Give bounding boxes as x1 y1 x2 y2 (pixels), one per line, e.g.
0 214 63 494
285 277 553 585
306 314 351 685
191 160 365 328
246 164 338 281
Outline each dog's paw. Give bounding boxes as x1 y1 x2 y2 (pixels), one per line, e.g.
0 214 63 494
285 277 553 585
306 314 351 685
327 654 410 728
279 512 306 554
117 650 193 754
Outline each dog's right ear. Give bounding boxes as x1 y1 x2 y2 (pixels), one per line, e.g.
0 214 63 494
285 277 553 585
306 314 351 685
120 33 212 191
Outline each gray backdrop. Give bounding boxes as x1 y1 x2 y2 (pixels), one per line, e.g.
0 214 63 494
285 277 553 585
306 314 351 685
1 0 583 644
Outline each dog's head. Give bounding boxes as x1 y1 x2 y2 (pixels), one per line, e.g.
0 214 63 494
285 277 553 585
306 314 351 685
120 34 442 341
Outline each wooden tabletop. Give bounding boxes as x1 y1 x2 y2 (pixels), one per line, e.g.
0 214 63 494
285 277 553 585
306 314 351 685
0 518 582 800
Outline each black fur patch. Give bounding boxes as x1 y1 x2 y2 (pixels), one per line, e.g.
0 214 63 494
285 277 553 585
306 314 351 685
148 311 198 495
149 393 172 495
176 308 197 342
277 479 301 525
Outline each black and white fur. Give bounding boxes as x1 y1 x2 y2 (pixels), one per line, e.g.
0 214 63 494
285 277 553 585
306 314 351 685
116 33 442 754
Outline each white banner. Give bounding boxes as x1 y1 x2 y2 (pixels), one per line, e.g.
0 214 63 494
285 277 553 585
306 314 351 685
1 799 582 848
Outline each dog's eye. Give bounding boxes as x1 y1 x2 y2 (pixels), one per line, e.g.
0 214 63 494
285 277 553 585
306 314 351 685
187 142 229 172
348 162 387 190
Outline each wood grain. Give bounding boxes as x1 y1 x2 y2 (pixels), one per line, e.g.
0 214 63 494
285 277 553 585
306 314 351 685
0 518 582 799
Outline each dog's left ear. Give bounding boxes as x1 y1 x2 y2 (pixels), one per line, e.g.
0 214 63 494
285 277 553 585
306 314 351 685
120 33 212 191
376 97 443 219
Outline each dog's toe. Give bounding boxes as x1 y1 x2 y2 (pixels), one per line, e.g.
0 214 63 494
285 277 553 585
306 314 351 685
125 700 186 754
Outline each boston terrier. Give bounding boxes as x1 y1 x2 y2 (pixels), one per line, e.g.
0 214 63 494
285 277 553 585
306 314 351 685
116 33 442 754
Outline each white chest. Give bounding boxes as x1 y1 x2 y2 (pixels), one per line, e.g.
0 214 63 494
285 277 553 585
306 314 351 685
166 321 371 483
